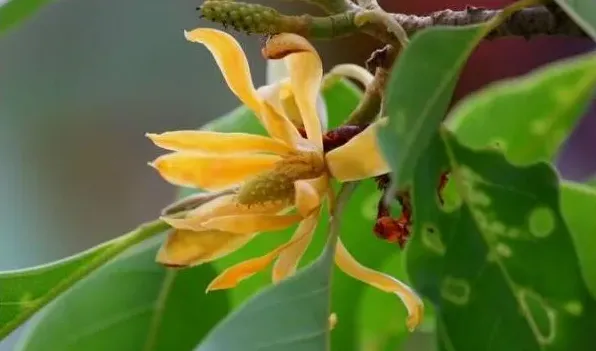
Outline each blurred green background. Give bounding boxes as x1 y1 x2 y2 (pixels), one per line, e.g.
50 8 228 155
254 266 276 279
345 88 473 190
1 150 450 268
0 0 593 350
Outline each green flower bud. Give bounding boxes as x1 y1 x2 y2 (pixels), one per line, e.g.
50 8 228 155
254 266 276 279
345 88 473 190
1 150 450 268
199 1 284 34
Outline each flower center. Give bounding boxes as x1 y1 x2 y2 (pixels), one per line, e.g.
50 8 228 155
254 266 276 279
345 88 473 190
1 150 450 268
237 151 325 206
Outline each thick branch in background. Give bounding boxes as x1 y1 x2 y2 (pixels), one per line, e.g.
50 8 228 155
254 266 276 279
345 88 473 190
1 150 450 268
199 2 588 40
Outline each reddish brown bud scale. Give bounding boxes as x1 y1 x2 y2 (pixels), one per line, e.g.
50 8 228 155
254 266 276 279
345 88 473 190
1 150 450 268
374 216 410 248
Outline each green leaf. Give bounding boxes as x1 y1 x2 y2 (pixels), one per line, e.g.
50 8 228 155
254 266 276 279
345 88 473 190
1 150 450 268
585 177 596 188
554 0 596 40
405 130 596 350
0 0 50 35
0 219 169 341
448 51 596 165
194 183 357 351
17 237 229 351
378 24 488 190
560 181 596 298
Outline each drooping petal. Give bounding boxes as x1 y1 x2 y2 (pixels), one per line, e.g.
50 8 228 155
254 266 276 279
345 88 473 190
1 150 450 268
156 229 255 268
184 28 262 115
271 212 319 282
201 213 302 234
146 131 292 155
325 118 390 181
207 216 315 291
264 34 323 149
150 152 281 191
294 174 327 217
335 238 423 332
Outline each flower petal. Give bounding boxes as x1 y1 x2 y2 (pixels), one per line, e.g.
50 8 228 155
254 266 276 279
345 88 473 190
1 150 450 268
259 80 328 133
325 118 390 181
257 84 302 146
335 238 424 331
146 131 292 155
327 64 374 87
201 213 302 234
271 212 319 282
207 216 315 291
150 152 281 191
294 174 328 217
156 229 255 268
163 195 288 231
264 34 323 149
184 28 262 115
161 188 236 216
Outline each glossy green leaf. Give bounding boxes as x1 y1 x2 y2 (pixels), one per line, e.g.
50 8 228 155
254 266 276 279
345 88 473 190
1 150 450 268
448 51 596 165
17 237 229 351
0 0 50 34
0 219 169 340
560 181 596 298
194 183 357 351
405 130 596 350
377 24 487 190
554 0 596 40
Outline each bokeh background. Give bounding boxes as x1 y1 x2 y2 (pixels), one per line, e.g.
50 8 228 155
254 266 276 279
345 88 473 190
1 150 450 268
1 0 594 349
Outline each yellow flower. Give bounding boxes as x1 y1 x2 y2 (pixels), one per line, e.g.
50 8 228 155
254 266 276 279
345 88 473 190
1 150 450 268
147 28 423 331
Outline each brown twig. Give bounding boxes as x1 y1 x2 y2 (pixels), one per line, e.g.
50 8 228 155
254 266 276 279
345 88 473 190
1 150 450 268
346 44 397 125
394 5 587 39
199 3 588 40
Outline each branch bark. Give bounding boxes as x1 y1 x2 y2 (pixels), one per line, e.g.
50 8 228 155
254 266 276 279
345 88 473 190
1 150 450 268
394 5 587 39
199 2 588 40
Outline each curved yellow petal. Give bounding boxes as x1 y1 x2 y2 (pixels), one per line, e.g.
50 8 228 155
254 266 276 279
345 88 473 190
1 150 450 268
294 174 328 217
184 28 263 115
271 212 319 283
259 79 328 134
156 229 255 268
201 213 302 234
327 64 374 87
150 152 281 191
257 79 289 117
325 119 390 181
207 217 314 291
335 238 424 332
146 131 292 155
257 85 302 146
264 34 323 149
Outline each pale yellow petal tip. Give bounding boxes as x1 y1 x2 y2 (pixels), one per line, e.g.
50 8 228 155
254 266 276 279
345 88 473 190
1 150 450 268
405 299 424 332
183 29 202 42
329 313 338 330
